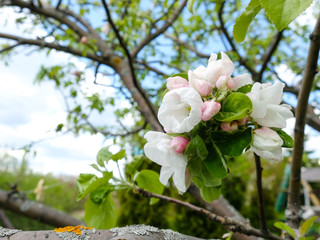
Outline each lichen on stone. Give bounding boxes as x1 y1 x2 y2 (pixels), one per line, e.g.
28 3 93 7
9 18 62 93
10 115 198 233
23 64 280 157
0 227 21 237
162 229 187 240
110 224 160 236
54 226 96 240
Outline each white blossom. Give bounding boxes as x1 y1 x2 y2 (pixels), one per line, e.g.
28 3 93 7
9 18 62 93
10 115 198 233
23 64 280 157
144 131 188 193
158 87 203 133
251 127 283 161
247 82 293 128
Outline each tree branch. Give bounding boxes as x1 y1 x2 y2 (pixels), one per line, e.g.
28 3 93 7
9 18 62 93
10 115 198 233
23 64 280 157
0 189 84 227
163 32 211 58
101 0 161 131
0 209 14 229
256 31 283 82
131 0 188 58
0 226 207 240
287 11 320 229
6 0 88 37
254 153 268 233
0 32 103 62
0 43 22 54
217 2 257 78
136 188 283 240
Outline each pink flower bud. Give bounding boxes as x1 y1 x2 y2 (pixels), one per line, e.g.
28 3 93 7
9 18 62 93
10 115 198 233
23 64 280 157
198 81 214 96
237 116 249 126
166 76 189 90
170 136 190 154
201 101 221 121
215 75 228 90
80 36 88 44
221 121 238 132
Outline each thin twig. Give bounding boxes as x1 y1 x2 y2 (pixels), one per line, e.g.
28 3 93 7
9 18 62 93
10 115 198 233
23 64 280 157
101 0 159 126
254 153 268 233
0 32 103 62
256 31 283 82
131 0 188 57
163 32 211 58
0 42 22 54
218 2 257 78
287 11 320 229
136 188 283 240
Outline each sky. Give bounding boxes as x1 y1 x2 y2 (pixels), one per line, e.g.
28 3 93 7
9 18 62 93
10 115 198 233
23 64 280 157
0 2 319 178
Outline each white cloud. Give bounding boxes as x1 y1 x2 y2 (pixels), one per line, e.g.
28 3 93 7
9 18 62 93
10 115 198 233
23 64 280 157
0 11 120 176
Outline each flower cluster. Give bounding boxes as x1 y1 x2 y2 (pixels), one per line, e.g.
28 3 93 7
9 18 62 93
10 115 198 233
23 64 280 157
144 52 293 200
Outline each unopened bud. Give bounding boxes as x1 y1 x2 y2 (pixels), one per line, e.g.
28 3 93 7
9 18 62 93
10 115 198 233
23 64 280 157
170 136 190 154
221 121 238 132
166 76 189 90
201 101 221 121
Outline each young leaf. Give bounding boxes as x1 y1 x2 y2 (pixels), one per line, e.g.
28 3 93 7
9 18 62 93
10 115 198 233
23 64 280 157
85 192 117 229
187 0 196 13
76 172 112 201
97 146 113 167
260 0 314 31
274 221 295 238
90 163 102 173
134 170 165 205
277 130 294 148
188 159 221 187
236 84 253 94
193 176 221 202
211 128 253 157
215 93 252 122
170 72 188 80
299 237 315 240
184 135 208 161
300 216 317 236
204 140 228 179
110 149 126 161
233 0 262 42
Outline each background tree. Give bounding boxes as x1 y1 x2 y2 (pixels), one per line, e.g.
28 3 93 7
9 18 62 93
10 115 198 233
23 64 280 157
0 0 319 239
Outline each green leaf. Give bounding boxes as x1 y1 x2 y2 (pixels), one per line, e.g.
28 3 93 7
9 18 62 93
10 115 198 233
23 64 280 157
187 0 196 13
184 135 208 161
170 72 188 80
56 123 64 132
233 0 262 42
85 192 117 229
236 84 253 94
274 221 295 238
90 186 113 204
161 88 169 102
188 159 221 187
260 0 314 31
134 170 165 205
90 163 102 173
215 93 252 122
277 130 294 148
97 147 113 167
193 177 221 202
211 128 253 157
299 237 315 240
300 216 317 236
204 140 228 179
76 172 112 201
110 149 126 161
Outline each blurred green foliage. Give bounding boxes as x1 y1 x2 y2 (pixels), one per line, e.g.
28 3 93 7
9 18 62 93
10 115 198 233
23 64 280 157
0 152 85 230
